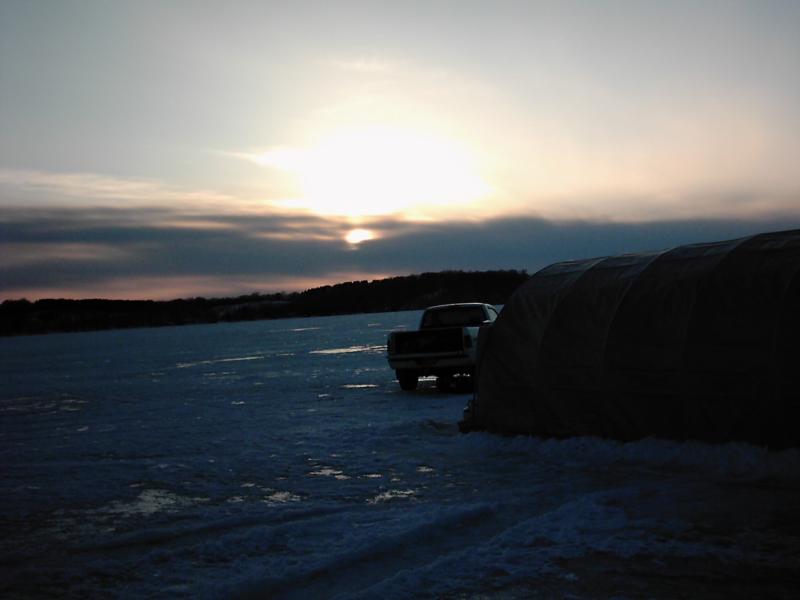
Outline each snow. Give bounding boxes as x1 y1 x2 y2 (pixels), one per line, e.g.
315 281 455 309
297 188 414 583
1 311 799 599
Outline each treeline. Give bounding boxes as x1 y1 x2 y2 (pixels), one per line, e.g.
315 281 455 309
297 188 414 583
0 270 529 336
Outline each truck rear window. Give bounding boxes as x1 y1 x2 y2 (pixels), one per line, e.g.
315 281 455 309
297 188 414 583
421 306 486 328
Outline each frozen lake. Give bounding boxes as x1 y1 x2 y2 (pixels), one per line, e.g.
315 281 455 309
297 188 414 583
1 311 799 599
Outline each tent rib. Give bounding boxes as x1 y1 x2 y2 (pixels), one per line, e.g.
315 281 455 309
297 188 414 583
596 250 666 388
532 257 605 389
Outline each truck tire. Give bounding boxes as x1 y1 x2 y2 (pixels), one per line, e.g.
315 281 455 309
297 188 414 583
436 374 452 392
397 369 418 391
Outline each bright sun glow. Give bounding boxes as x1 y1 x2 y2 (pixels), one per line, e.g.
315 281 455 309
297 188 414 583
250 125 492 219
345 228 374 245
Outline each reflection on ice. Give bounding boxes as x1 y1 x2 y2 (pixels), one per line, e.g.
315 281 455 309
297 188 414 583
1 394 88 415
60 398 88 412
176 355 264 368
310 344 385 355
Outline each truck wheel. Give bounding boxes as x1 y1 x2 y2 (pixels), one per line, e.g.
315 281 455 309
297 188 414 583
397 370 418 391
436 374 452 392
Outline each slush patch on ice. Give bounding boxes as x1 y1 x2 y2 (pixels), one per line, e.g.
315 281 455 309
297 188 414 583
341 384 379 389
262 490 301 504
368 489 417 503
100 489 208 517
308 467 350 479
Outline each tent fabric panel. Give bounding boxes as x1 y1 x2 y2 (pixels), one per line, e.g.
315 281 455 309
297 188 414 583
589 239 742 443
539 252 661 372
474 257 602 432
601 239 738 377
530 253 664 438
683 230 800 446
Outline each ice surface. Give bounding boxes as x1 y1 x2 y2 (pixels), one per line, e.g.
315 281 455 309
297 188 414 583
1 311 799 599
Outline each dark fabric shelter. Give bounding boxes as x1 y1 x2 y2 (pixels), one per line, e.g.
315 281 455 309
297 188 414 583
464 229 800 448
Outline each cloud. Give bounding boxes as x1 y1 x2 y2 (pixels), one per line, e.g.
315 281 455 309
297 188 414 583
0 207 370 294
0 168 238 209
2 204 799 301
2 242 134 268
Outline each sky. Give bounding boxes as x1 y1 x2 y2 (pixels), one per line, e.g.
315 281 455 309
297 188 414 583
1 0 799 300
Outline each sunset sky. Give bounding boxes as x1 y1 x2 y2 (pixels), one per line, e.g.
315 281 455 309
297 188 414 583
2 0 799 300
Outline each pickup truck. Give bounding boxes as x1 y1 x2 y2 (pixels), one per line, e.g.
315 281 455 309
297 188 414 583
387 303 499 391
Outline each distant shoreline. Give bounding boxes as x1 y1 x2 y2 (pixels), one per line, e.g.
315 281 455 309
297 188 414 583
0 270 528 337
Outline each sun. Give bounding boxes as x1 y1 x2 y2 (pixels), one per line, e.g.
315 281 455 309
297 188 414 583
345 228 374 245
252 125 492 220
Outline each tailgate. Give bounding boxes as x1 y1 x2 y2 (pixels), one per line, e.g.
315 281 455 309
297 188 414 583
391 327 464 355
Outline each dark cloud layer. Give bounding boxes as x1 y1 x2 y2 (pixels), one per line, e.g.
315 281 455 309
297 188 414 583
2 206 799 299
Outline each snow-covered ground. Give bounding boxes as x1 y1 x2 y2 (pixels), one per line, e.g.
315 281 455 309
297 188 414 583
1 311 799 599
